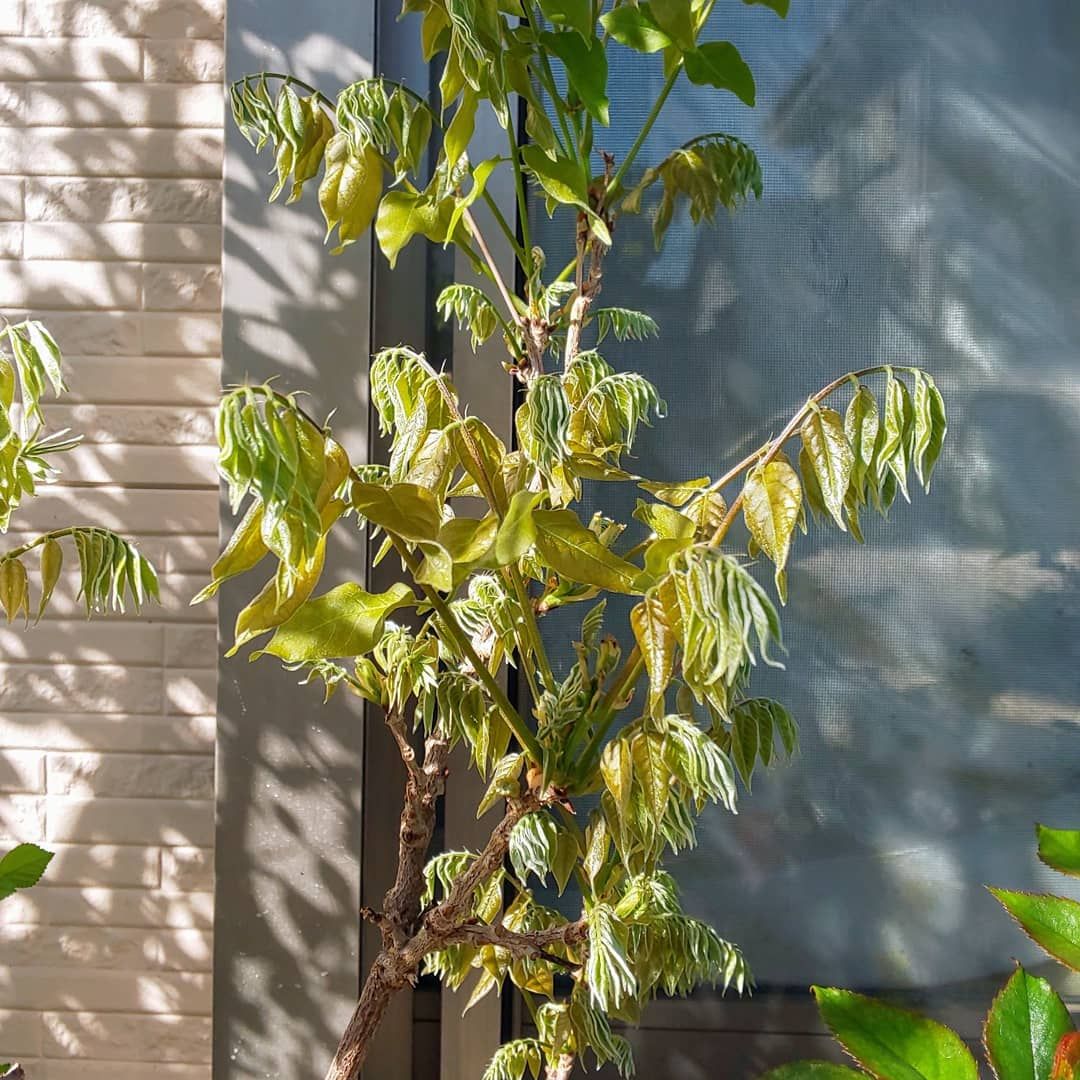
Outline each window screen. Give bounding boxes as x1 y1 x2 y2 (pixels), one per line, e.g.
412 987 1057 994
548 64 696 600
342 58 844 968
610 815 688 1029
532 0 1080 1014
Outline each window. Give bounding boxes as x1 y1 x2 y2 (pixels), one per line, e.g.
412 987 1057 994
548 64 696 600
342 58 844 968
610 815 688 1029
532 0 1080 1065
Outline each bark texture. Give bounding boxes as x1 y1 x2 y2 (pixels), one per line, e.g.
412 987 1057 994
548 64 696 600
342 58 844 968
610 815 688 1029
323 714 557 1080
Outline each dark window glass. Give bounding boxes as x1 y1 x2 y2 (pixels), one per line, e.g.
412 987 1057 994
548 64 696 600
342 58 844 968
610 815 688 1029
532 0 1080 1021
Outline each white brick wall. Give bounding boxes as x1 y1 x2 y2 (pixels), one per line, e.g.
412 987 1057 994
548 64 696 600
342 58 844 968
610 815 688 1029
0 1 222 1073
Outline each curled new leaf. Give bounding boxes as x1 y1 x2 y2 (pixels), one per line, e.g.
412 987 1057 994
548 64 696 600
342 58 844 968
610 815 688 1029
216 386 330 568
319 134 383 254
623 133 763 248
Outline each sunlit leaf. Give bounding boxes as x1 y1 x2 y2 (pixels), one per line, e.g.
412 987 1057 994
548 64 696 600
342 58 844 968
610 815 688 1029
984 965 1073 1080
991 890 1080 972
1037 825 1080 879
813 986 979 1080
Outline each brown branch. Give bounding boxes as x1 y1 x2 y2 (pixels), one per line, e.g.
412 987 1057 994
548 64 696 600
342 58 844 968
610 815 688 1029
325 789 544 1080
563 153 614 367
448 916 588 970
382 712 450 945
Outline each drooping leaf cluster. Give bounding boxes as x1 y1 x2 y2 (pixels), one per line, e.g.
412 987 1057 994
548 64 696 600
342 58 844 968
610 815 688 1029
0 316 159 625
0 316 159 904
764 824 1080 1080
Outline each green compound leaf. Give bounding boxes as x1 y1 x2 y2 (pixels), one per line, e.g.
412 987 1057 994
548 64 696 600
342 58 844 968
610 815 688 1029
984 964 1073 1080
813 986 978 1080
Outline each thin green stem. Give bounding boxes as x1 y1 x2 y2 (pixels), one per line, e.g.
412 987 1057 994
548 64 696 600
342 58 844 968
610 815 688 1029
2 526 78 562
606 65 681 202
480 188 528 269
527 6 578 158
505 123 535 277
247 72 335 112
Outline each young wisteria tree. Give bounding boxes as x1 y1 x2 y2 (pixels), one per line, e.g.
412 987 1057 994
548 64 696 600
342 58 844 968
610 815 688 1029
212 0 948 1076
0 315 159 907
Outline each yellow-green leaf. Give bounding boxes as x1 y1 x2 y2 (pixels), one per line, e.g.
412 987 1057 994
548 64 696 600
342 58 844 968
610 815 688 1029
350 481 442 542
229 538 326 655
600 738 633 823
533 508 642 595
495 489 544 565
741 455 801 601
800 406 853 530
255 581 415 663
192 500 268 604
36 537 63 622
318 134 382 254
631 730 670 820
630 586 677 707
0 558 27 624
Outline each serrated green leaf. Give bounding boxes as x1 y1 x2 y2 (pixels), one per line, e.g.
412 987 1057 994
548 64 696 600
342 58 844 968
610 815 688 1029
984 964 1073 1080
684 42 756 106
813 986 978 1080
801 406 854 530
0 843 53 900
1038 825 1080 879
991 890 1080 972
533 508 643 594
